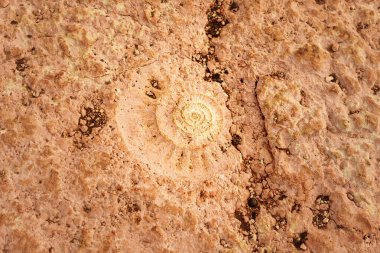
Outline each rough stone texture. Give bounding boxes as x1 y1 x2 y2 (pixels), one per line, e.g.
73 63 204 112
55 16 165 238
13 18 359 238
0 0 379 252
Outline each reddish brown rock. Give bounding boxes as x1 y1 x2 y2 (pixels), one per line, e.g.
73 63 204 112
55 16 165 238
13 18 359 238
0 0 379 252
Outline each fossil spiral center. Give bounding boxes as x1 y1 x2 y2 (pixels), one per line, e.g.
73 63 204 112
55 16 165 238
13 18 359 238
174 102 212 135
156 93 223 148
191 112 200 120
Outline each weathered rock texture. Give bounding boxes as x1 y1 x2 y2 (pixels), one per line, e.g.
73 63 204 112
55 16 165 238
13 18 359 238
0 0 379 252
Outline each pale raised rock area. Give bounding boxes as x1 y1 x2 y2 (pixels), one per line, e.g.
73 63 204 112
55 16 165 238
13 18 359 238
0 0 379 252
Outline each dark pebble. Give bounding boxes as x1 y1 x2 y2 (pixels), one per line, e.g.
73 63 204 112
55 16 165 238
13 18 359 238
248 197 258 208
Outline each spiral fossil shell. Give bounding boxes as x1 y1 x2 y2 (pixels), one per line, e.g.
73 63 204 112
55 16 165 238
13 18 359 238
116 62 241 179
157 91 223 148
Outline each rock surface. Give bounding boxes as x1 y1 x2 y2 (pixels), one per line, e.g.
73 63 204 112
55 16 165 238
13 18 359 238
0 0 379 252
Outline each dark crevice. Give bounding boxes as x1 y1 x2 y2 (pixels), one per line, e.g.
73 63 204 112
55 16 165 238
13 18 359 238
293 231 308 250
195 0 243 159
253 77 275 162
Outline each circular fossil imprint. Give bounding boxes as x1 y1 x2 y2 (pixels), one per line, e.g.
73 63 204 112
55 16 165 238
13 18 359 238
157 93 223 148
116 80 241 179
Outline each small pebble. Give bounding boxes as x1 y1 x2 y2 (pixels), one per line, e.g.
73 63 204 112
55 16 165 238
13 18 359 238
248 197 258 208
319 203 329 211
80 125 88 132
81 108 87 117
331 42 339 52
325 75 334 82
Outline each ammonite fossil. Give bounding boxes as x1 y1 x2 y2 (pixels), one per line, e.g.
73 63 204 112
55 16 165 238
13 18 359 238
116 63 241 180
